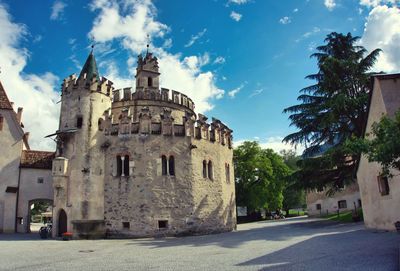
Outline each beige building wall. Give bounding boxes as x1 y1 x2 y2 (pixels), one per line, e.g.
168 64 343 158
306 183 361 216
357 75 400 231
0 108 25 233
16 168 53 233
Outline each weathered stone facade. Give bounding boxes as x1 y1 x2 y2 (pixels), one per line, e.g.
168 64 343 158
52 51 236 238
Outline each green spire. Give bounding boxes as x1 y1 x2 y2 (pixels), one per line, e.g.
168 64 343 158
78 50 100 81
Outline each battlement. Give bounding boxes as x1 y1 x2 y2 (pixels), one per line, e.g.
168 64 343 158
112 87 195 111
100 107 232 148
61 74 114 96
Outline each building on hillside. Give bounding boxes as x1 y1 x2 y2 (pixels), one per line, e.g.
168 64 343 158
0 82 54 233
306 183 361 216
357 73 400 231
50 49 236 238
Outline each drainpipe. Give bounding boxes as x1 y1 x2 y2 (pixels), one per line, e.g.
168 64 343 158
15 166 22 233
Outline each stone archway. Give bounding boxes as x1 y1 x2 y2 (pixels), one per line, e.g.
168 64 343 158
27 199 53 233
58 209 67 237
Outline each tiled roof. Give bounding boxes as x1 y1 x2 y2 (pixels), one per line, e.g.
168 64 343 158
20 150 55 169
0 81 13 110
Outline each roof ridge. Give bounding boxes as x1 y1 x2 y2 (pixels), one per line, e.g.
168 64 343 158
0 80 13 110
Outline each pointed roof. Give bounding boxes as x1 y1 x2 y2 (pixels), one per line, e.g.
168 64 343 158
78 51 100 81
0 80 13 110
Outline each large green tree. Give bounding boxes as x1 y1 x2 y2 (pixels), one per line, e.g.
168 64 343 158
234 141 289 213
283 32 381 193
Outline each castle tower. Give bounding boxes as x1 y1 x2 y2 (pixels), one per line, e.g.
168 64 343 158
52 50 114 238
135 52 160 93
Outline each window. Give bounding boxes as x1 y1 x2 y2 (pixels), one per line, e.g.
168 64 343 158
208 161 213 180
0 115 3 131
122 222 130 229
168 156 175 176
338 200 347 209
225 163 230 183
117 155 122 176
116 155 130 177
124 155 130 176
161 155 168 176
37 177 44 184
158 220 168 229
77 116 83 128
148 77 153 87
98 118 104 131
202 160 207 178
316 204 321 210
377 175 390 196
358 199 362 208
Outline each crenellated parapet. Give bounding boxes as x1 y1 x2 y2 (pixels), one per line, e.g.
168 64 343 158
61 73 114 97
112 87 195 112
101 106 232 148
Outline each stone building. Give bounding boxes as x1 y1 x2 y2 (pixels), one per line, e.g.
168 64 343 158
51 50 236 238
0 81 54 233
306 184 361 216
357 73 400 231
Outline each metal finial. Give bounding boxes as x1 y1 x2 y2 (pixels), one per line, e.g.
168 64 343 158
91 43 95 54
146 34 150 54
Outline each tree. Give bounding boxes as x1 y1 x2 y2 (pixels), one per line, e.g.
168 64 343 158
280 150 306 214
283 32 381 192
234 141 289 213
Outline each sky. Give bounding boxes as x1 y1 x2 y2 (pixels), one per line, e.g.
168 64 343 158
0 0 399 152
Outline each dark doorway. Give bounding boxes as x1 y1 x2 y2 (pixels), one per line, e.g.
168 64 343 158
58 209 67 237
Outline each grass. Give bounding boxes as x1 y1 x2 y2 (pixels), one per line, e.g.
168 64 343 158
322 209 363 223
285 209 307 217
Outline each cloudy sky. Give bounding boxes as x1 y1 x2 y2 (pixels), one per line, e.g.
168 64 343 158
0 0 399 152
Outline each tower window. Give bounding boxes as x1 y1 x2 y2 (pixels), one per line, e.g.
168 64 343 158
377 175 390 196
161 155 168 176
117 155 122 176
98 118 104 131
116 155 130 177
168 156 175 176
148 77 153 87
202 160 207 178
124 155 130 176
225 163 230 183
208 161 213 180
158 220 168 229
77 116 83 128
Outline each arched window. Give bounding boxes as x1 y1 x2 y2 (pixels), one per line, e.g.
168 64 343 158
169 156 175 176
98 118 104 131
161 155 168 176
77 116 83 128
148 77 153 87
208 160 213 180
124 155 130 176
202 160 207 178
116 155 122 176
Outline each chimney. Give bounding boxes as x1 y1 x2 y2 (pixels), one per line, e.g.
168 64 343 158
17 107 23 125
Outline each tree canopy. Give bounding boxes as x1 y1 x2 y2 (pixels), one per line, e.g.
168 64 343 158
283 32 381 192
234 141 290 212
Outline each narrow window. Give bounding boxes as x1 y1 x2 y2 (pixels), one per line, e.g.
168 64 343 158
169 156 175 176
116 155 122 176
338 200 347 209
124 155 130 176
37 177 44 184
122 222 130 229
225 164 230 183
158 220 168 229
161 155 167 176
202 160 207 178
377 176 390 196
358 199 362 208
316 204 321 210
77 116 83 128
148 77 153 87
98 118 104 131
0 116 3 131
208 160 213 180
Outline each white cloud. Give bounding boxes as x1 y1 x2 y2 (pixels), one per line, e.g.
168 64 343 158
249 88 264 98
234 136 305 155
324 0 336 10
50 0 67 20
185 28 207 47
360 5 400 72
359 0 400 7
279 16 291 24
230 11 242 21
228 0 250 4
293 8 299 13
228 84 244 98
162 38 172 49
89 0 224 113
214 56 226 64
0 4 59 150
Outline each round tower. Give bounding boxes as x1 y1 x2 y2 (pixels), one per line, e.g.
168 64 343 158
52 51 114 238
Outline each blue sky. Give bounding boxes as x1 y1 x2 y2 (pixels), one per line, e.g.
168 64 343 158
0 0 399 151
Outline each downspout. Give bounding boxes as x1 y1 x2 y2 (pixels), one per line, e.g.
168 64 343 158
15 165 22 233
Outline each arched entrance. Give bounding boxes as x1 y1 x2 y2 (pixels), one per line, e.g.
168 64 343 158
58 209 67 237
27 199 53 233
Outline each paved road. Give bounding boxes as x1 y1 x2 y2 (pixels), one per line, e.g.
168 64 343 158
0 217 398 271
